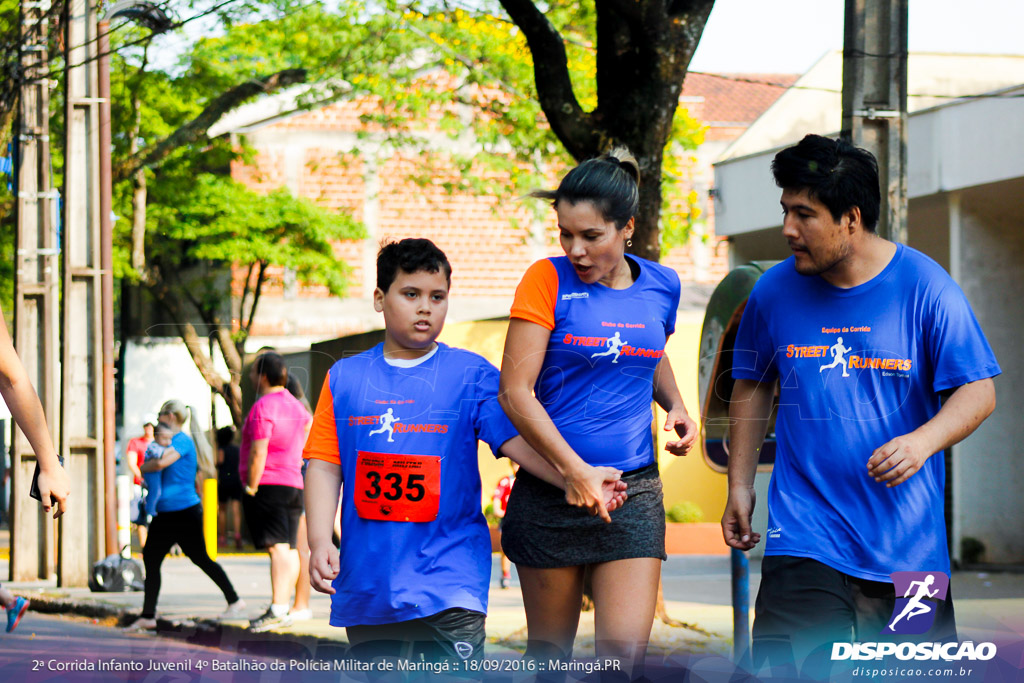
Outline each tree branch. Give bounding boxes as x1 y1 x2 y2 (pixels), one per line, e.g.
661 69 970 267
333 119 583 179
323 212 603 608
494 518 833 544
114 67 308 182
497 0 601 159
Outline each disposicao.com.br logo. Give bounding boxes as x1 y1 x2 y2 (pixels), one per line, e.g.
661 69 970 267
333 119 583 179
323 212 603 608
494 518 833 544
831 571 997 663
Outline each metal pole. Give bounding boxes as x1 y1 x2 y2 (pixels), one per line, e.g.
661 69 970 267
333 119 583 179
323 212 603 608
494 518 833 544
731 548 751 666
98 18 118 557
841 0 909 244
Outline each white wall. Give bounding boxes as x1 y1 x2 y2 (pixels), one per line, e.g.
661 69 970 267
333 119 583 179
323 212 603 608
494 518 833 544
952 184 1024 563
122 338 234 442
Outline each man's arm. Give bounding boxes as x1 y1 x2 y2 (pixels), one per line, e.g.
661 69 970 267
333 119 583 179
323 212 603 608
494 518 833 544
867 377 996 487
305 458 342 595
721 378 775 550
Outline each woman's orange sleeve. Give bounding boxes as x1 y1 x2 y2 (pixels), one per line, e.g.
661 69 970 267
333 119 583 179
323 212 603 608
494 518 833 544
509 259 559 331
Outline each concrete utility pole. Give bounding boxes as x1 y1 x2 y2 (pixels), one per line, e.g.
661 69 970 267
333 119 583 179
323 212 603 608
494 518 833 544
12 0 62 582
61 0 109 585
841 0 909 244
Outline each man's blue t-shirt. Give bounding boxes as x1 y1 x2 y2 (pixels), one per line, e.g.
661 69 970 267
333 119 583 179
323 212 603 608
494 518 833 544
309 343 518 627
510 255 681 471
732 244 1000 581
156 432 201 513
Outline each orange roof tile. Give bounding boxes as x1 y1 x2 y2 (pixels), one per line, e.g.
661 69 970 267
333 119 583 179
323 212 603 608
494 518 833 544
681 72 798 124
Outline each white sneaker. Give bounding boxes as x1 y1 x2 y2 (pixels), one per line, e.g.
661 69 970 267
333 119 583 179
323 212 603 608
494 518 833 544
218 599 247 620
288 608 313 622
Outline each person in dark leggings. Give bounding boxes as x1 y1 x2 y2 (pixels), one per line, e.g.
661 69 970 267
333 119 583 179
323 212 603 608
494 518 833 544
126 400 246 631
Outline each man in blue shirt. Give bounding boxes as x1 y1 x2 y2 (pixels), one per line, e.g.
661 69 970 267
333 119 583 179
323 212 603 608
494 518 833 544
722 134 999 674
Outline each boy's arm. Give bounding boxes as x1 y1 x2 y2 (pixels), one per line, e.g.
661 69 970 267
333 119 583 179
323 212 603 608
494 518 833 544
305 458 342 595
499 436 628 511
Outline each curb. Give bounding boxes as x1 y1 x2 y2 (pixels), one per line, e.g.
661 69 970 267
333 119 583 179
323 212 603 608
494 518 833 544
15 590 347 656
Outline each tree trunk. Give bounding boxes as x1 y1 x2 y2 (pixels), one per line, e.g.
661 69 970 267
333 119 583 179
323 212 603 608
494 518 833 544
499 0 715 262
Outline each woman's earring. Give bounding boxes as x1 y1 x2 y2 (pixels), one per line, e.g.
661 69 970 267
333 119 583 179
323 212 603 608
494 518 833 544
626 239 633 248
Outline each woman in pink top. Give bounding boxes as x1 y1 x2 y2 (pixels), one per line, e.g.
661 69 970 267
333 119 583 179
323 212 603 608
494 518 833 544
240 351 313 633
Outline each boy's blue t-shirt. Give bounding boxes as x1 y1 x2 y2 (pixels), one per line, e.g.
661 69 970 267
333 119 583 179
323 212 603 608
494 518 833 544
142 441 166 517
156 432 201 513
305 343 519 627
732 244 1000 580
510 255 681 470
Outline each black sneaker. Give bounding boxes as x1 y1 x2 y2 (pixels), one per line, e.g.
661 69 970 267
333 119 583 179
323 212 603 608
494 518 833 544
249 608 292 633
500 576 511 589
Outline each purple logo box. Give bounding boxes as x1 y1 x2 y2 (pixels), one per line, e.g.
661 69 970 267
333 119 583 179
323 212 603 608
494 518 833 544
882 571 950 635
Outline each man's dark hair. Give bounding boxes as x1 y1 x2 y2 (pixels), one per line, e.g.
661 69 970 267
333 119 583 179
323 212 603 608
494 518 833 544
771 134 881 232
253 351 288 387
376 238 452 292
530 147 640 229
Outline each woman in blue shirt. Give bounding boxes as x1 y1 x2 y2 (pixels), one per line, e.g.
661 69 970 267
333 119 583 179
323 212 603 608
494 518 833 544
127 400 246 631
499 149 699 673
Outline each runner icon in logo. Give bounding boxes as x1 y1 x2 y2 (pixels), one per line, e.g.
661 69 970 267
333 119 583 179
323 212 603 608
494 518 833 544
888 574 939 631
819 336 853 377
591 331 627 364
368 408 400 443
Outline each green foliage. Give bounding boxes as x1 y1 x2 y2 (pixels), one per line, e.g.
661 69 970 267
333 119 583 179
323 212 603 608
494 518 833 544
665 501 705 524
660 108 707 257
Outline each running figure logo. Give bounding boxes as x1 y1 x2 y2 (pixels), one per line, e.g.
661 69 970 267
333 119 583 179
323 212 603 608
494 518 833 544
883 571 949 635
368 408 401 443
592 331 627 364
819 336 853 377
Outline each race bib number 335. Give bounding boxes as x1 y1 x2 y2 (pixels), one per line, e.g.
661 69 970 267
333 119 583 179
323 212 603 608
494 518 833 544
354 451 441 522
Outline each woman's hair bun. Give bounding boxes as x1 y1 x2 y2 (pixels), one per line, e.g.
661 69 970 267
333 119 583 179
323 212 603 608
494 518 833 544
604 146 640 187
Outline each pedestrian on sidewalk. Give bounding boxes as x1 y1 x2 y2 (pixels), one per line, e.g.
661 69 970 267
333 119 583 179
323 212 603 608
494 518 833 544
241 352 312 633
492 462 518 589
215 426 244 550
1 302 71 633
284 372 314 624
126 415 156 549
128 399 245 631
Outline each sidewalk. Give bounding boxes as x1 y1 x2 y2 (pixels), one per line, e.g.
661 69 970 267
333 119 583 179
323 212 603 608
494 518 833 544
4 527 1024 662
0 545 736 659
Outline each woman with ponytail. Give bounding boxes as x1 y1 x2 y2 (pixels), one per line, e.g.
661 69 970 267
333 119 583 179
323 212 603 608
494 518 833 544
498 148 699 673
128 399 245 631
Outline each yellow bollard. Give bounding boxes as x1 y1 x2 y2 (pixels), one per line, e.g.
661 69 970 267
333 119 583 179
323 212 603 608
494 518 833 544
204 478 218 560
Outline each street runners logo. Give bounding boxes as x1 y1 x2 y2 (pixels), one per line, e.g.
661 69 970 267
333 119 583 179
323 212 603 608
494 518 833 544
832 570 996 663
885 571 948 635
349 409 449 443
561 332 665 364
786 335 913 378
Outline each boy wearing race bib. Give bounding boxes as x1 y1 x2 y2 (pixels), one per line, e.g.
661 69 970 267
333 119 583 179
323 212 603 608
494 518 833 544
303 238 626 666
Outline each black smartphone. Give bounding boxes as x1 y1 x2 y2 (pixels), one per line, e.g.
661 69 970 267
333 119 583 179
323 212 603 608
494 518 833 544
29 456 64 506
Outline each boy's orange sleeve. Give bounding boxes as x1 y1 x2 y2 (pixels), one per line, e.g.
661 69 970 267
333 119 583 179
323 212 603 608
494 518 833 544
509 259 558 330
303 373 340 465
